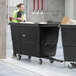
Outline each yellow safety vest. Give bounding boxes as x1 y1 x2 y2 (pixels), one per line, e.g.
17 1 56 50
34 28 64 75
12 10 24 23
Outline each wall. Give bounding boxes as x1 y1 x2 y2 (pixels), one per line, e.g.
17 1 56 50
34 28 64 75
8 0 24 7
65 0 74 19
74 0 76 20
8 0 24 17
0 0 6 59
26 0 65 22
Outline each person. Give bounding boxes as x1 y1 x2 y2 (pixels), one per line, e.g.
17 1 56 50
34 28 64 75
12 3 25 23
12 3 25 58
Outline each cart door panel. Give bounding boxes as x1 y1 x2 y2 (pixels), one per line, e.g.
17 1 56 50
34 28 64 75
20 26 40 56
21 43 39 56
40 27 59 57
20 26 37 43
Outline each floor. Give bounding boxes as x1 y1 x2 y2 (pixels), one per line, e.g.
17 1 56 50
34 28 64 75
0 60 41 76
0 25 76 76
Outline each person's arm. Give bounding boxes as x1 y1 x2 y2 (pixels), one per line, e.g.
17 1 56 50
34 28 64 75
17 18 24 22
17 11 24 22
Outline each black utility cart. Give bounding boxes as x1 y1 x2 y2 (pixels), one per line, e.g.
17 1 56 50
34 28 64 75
9 23 62 64
61 25 76 69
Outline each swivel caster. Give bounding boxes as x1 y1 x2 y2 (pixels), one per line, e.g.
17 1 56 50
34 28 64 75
17 55 21 60
50 59 54 63
68 63 74 69
39 59 42 65
28 56 31 59
49 58 54 63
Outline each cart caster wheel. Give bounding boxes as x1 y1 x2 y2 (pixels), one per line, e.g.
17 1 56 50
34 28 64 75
49 58 54 63
39 59 42 65
28 56 31 59
17 55 21 60
68 63 74 69
50 59 54 63
61 60 63 63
